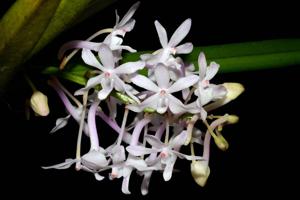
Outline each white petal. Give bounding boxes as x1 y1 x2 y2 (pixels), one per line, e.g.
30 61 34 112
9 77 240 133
168 18 191 47
42 159 76 169
98 44 115 69
131 75 159 92
167 94 186 114
81 150 109 171
154 64 170 88
126 145 158 156
118 45 137 53
94 173 105 181
118 19 136 33
173 151 203 160
75 74 103 96
122 171 132 194
141 171 153 195
154 20 168 48
168 75 199 93
182 88 190 100
111 145 126 163
169 130 188 149
206 62 220 80
98 78 113 100
156 96 169 114
114 61 145 74
163 154 177 181
118 2 140 27
145 135 165 149
50 115 71 134
175 42 193 54
126 156 148 171
82 49 105 71
198 52 207 80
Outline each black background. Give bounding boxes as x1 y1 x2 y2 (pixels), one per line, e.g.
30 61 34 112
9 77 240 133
1 0 299 198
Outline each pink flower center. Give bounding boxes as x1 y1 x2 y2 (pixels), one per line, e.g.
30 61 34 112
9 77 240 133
160 151 168 158
202 80 210 87
104 72 111 78
160 90 167 96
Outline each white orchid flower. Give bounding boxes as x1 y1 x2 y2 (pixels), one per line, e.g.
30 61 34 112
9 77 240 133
126 131 203 181
75 44 144 102
129 63 199 114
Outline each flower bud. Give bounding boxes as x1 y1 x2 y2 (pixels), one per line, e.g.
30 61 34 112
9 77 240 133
214 135 229 151
223 82 244 101
227 115 239 124
191 160 210 187
30 91 50 116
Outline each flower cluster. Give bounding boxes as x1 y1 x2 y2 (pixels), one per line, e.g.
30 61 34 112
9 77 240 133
43 2 244 195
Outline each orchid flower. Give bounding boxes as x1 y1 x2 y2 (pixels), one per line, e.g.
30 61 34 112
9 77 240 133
127 131 203 181
129 64 199 114
75 44 144 101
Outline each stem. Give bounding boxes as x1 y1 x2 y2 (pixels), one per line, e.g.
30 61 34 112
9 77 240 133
75 92 88 170
24 74 37 92
130 117 151 146
88 100 100 150
117 107 129 145
164 118 170 144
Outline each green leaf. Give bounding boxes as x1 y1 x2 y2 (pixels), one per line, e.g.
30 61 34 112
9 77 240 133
123 39 300 73
0 0 115 92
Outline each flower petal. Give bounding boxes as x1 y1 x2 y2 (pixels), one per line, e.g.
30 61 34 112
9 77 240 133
206 62 220 80
82 49 105 71
58 41 100 59
154 20 168 48
131 74 159 92
163 154 177 181
94 173 105 181
118 1 140 27
175 42 193 54
98 78 114 100
115 61 145 74
122 170 132 194
169 130 188 149
50 115 71 134
198 52 207 80
75 74 103 96
126 145 159 156
168 74 199 93
167 94 186 114
42 159 77 169
145 134 165 149
168 18 191 47
157 96 169 114
81 150 109 171
154 63 170 88
98 44 115 69
141 171 153 195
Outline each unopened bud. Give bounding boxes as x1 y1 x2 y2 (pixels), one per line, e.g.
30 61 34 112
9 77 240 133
191 161 210 187
214 135 229 151
223 82 245 101
227 115 239 124
30 91 50 116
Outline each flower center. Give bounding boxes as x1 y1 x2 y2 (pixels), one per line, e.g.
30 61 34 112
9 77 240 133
104 72 111 78
160 151 168 158
160 89 167 96
170 47 176 55
202 80 210 87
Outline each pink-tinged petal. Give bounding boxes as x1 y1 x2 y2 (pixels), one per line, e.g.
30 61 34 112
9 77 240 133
154 63 170 88
82 49 105 71
131 74 160 92
118 1 140 27
122 170 132 194
75 74 103 96
167 94 186 114
42 158 77 169
141 171 153 195
126 146 159 156
98 44 115 69
118 19 136 33
115 10 120 25
157 96 169 114
198 52 207 80
168 18 191 47
175 42 193 54
206 62 220 80
98 78 114 100
169 130 188 149
163 154 177 181
58 40 100 59
168 74 199 93
154 20 168 48
115 61 145 74
145 135 165 149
